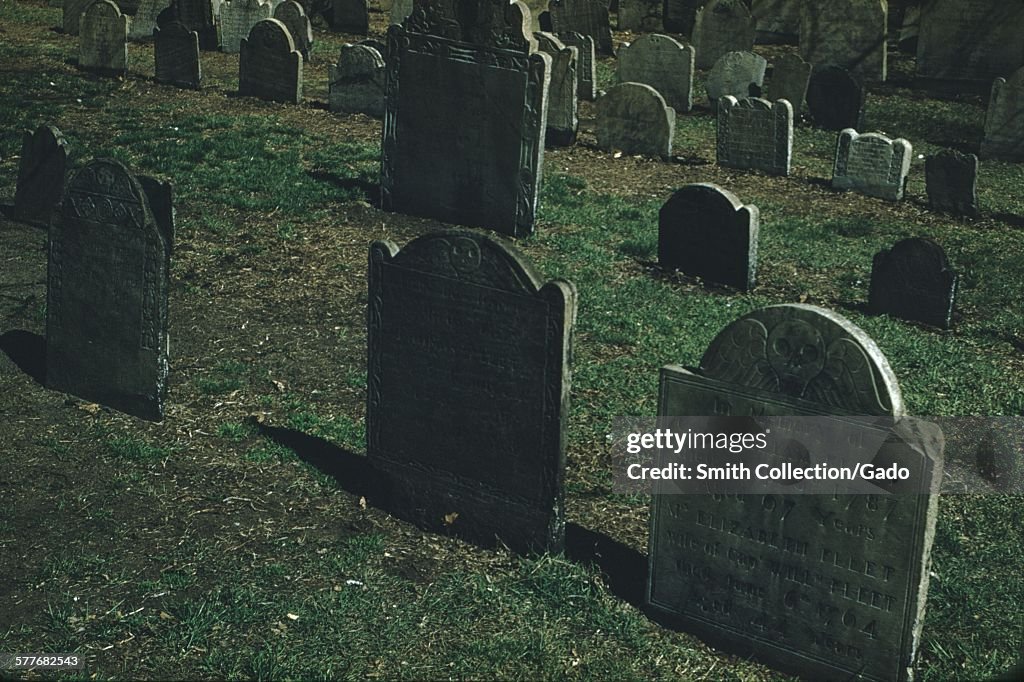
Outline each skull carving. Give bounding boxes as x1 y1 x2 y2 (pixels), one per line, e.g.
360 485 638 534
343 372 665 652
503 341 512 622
766 319 826 397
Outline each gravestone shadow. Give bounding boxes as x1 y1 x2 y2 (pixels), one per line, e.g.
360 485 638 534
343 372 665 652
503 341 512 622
0 330 46 384
565 522 646 608
305 169 378 206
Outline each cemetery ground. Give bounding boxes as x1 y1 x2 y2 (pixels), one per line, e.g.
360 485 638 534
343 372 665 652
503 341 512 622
1 1 1022 679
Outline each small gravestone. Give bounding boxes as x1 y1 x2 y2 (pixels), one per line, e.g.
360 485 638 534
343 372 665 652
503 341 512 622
154 11 202 88
617 0 660 31
367 230 576 554
806 65 864 130
800 0 887 82
752 0 799 43
219 0 271 53
47 158 173 422
717 96 792 176
662 0 701 35
768 52 810 118
617 33 694 114
693 0 756 70
595 83 675 158
705 50 766 109
659 183 758 290
869 237 957 330
274 0 313 60
332 0 368 33
64 0 93 34
558 31 595 100
239 18 303 103
329 43 385 117
833 129 912 202
534 32 578 146
14 125 70 228
172 0 218 49
548 0 612 55
925 150 979 218
79 0 129 76
128 0 172 38
981 67 1024 162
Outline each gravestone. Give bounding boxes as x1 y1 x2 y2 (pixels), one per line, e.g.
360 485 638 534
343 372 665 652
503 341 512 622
128 0 172 38
359 37 387 61
64 0 94 34
154 10 202 88
239 18 303 104
389 0 412 25
651 303 944 682
832 129 912 201
558 31 595 100
659 183 757 290
534 32 578 146
332 0 368 33
47 158 173 422
329 43 385 117
705 50 766 109
616 33 694 113
274 0 313 60
980 68 1024 162
367 229 576 554
548 0 612 55
716 96 792 176
869 238 957 330
692 0 755 70
925 150 979 218
219 0 271 53
595 82 675 158
800 0 887 82
806 65 864 130
751 0 799 43
382 0 550 238
14 124 70 228
79 0 129 76
767 52 809 118
617 0 660 31
172 0 218 49
662 0 701 36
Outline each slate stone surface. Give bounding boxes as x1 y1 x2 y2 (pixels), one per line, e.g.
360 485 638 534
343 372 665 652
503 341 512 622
238 18 303 104
548 0 612 55
693 0 756 70
64 0 94 35
752 0 799 43
806 65 864 130
768 52 810 117
705 50 766 108
14 124 70 228
716 96 792 176
154 14 202 88
925 150 979 217
274 0 313 60
617 33 694 114
800 0 887 82
219 0 272 54
661 0 701 35
128 0 172 39
79 0 129 76
869 237 958 330
617 0 660 32
172 0 218 49
980 67 1024 161
595 82 676 158
558 31 595 100
832 129 912 202
534 32 579 146
916 0 1024 89
329 43 385 117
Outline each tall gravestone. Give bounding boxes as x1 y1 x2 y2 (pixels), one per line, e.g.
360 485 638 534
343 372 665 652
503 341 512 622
47 158 173 422
367 230 576 554
239 18 303 103
64 0 94 34
172 0 218 49
329 43 385 117
548 0 612 55
617 0 660 31
806 65 864 130
925 150 979 218
534 32 579 146
869 237 957 330
333 0 368 33
800 0 887 82
751 0 799 43
768 52 810 118
659 183 758 290
14 124 70 228
705 50 766 108
662 0 701 35
382 0 550 238
980 67 1024 162
128 0 172 39
616 33 694 114
650 303 943 682
595 83 675 159
832 129 911 202
274 0 313 60
154 10 202 88
558 31 595 100
219 0 272 53
692 0 755 70
716 96 792 176
79 0 129 76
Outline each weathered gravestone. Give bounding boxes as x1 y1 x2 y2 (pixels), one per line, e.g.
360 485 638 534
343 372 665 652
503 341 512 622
650 303 944 682
716 96 792 176
617 0 660 32
558 31 595 100
367 229 576 554
14 125 70 228
274 0 313 60
534 32 578 146
239 18 303 103
659 183 757 290
359 37 387 60
128 0 172 39
869 237 957 330
64 0 94 34
548 0 612 55
661 0 701 36
595 82 675 158
154 10 202 88
79 0 129 76
172 0 218 49
751 0 799 43
767 52 809 118
925 150 979 218
329 43 385 117
800 0 887 82
47 158 173 422
832 129 912 202
332 0 368 34
980 67 1024 162
705 50 766 109
617 33 694 114
806 65 864 130
219 0 271 53
382 0 550 238
693 0 755 70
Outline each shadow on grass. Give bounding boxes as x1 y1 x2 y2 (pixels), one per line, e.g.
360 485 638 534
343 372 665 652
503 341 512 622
0 329 46 384
565 522 646 608
306 169 379 206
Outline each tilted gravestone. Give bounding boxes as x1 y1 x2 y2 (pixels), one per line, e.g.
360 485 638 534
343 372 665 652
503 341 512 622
274 0 313 60
595 82 675 159
662 0 701 35
333 0 368 33
382 0 550 238
47 158 173 422
79 0 129 76
548 0 612 55
64 0 94 34
534 32 579 146
558 31 595 100
768 52 810 118
716 96 792 176
832 129 912 202
752 0 799 43
705 50 766 109
128 0 172 39
869 237 957 330
980 67 1024 162
616 33 694 114
800 0 887 82
329 43 385 117
154 10 202 88
14 124 70 228
925 150 979 218
367 229 576 554
617 0 660 32
650 303 944 682
806 65 864 131
693 0 756 70
219 0 271 53
172 0 218 49
659 183 758 290
239 18 303 104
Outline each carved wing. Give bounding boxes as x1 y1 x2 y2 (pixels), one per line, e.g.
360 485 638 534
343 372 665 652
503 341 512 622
701 318 775 391
808 337 890 415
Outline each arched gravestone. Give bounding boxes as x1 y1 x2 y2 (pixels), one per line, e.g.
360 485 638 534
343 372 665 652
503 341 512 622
869 238 957 330
616 33 695 114
595 82 675 159
219 0 272 54
14 124 70 228
329 43 386 117
716 96 792 176
154 10 202 89
79 0 129 76
705 50 766 109
659 183 758 291
692 0 756 70
239 18 303 104
558 31 595 101
534 32 579 147
128 0 172 39
548 0 612 55
832 129 912 202
367 229 576 554
925 150 979 218
382 0 550 238
981 67 1024 162
650 304 944 682
47 159 173 422
806 64 864 131
800 0 887 82
274 0 313 61
767 53 810 118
